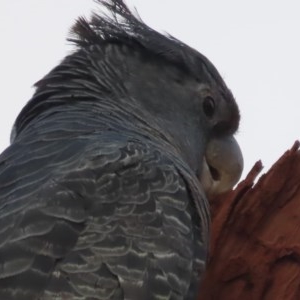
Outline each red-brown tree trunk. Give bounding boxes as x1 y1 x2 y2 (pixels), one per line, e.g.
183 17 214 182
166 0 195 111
199 141 300 300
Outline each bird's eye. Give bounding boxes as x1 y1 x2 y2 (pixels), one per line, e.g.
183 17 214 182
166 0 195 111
203 96 215 118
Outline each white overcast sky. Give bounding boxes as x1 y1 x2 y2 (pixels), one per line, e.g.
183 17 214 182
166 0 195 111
0 0 299 179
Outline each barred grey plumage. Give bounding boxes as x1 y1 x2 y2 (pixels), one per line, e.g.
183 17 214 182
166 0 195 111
0 1 243 299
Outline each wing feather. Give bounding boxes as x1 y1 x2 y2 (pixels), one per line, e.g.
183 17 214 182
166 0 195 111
0 135 208 300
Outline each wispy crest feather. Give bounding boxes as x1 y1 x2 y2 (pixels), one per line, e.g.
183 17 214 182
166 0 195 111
69 0 226 84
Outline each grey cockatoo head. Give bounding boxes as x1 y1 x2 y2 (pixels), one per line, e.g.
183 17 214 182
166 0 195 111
11 0 243 197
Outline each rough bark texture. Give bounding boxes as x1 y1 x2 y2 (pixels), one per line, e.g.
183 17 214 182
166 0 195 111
199 141 300 300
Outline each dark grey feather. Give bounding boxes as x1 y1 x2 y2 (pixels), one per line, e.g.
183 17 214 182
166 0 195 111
0 118 208 299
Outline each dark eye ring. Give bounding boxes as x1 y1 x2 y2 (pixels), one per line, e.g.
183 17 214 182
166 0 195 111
203 96 215 118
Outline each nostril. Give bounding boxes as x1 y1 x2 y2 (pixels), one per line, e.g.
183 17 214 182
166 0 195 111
208 165 221 181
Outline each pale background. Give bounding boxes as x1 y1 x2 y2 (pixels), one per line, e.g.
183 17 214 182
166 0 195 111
0 0 299 179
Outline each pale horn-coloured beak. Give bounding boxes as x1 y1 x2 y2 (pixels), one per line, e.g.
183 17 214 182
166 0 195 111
200 136 243 198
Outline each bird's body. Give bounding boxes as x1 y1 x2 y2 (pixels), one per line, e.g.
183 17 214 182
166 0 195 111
0 1 243 299
0 116 207 299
